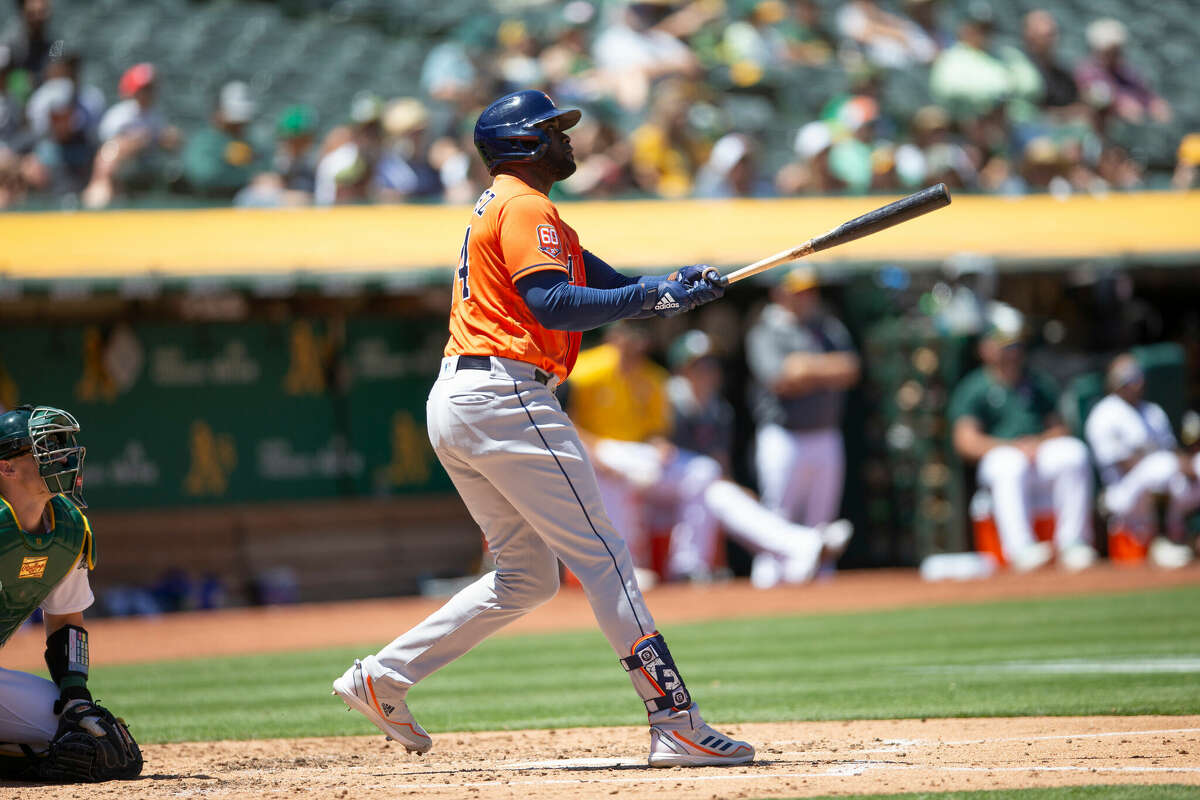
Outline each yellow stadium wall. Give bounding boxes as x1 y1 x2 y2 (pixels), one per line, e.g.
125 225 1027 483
4 191 1200 282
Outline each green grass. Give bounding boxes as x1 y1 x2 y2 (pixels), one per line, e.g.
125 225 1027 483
786 787 1200 800
80 585 1200 743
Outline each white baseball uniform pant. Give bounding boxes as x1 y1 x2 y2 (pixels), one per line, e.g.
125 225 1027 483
755 425 844 526
591 439 824 581
363 356 656 694
1103 450 1200 535
976 436 1094 558
0 667 58 745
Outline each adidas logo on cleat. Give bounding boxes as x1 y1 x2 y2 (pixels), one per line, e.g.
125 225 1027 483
382 703 396 716
654 292 680 311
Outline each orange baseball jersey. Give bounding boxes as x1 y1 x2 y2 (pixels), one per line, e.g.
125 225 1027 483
445 174 585 381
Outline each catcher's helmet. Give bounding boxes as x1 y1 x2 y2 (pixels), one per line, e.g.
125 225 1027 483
473 90 581 174
0 404 88 507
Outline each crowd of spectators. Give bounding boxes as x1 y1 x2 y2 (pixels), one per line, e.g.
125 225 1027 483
0 0 1197 210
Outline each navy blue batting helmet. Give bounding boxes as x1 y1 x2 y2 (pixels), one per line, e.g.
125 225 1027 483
473 90 581 174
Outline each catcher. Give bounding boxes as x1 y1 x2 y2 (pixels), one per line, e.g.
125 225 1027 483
0 405 142 783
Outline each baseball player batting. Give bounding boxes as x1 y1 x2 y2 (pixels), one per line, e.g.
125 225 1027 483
0 405 142 783
333 90 752 767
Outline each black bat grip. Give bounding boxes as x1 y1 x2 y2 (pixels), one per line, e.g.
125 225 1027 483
809 183 950 253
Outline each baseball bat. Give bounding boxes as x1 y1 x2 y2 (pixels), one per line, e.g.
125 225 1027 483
720 183 951 285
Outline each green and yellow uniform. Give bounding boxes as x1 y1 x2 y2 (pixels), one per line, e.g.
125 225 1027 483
0 494 94 648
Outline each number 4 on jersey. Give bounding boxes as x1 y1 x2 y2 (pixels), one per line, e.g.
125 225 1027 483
458 190 497 301
457 227 471 300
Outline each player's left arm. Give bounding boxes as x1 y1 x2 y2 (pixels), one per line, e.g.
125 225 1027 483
43 609 144 781
43 610 93 713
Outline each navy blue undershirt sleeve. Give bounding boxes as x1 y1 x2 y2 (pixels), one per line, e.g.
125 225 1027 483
582 250 675 319
516 269 647 331
583 250 671 289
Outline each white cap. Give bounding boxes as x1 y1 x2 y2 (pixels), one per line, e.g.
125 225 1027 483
38 77 75 113
219 81 257 124
1086 18 1127 51
708 133 749 174
794 121 831 160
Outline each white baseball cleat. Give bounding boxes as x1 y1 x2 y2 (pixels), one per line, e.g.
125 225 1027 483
819 519 854 558
1059 543 1099 572
332 659 432 754
1009 540 1054 573
1149 537 1193 569
647 707 754 767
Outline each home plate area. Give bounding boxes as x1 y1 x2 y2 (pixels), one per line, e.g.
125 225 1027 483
18 715 1197 800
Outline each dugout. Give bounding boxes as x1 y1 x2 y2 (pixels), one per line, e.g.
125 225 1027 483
2 191 1198 607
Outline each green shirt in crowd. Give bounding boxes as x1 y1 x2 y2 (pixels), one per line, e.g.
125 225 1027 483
948 366 1060 440
182 125 265 196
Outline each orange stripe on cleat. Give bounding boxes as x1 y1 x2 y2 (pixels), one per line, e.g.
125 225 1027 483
365 674 388 718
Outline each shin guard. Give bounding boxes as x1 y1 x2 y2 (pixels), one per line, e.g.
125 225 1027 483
620 632 692 714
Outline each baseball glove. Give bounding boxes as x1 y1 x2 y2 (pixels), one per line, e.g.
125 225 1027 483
41 701 143 783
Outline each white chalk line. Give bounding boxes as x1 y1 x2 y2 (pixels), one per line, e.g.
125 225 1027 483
912 657 1200 675
369 763 1200 791
777 726 1200 752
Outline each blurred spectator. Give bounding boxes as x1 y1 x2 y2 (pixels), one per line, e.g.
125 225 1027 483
629 78 710 198
1075 18 1171 126
961 103 1016 192
84 62 180 208
776 0 836 65
428 130 479 205
376 97 441 201
21 76 94 198
777 119 840 195
903 0 952 53
1 0 56 81
693 132 770 198
929 2 1040 121
540 2 603 103
745 268 860 532
26 50 103 138
893 105 975 190
1021 10 1080 113
558 112 634 199
592 1 699 112
724 0 835 75
1094 143 1142 192
668 330 734 475
232 106 317 208
569 324 849 585
420 41 477 107
949 311 1096 572
836 0 936 70
314 92 384 206
1084 353 1195 567
273 103 317 194
1174 133 1200 191
823 95 895 194
0 44 22 147
182 80 265 198
0 143 24 208
494 19 543 95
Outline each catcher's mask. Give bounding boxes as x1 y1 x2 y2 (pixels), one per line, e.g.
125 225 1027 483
0 405 88 507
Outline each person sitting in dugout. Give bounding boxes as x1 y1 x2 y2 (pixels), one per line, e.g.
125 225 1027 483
0 404 142 783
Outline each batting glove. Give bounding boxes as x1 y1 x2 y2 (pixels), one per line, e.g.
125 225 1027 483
671 265 708 287
640 276 698 318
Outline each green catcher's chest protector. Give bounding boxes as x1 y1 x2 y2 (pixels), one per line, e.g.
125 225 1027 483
0 494 94 647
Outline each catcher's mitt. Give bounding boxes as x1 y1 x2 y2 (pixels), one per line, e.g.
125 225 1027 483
41 701 143 783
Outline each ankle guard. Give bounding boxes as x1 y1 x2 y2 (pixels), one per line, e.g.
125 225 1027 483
620 632 692 714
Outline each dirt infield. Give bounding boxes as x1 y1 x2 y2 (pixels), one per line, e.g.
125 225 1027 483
4 564 1200 798
7 716 1199 799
